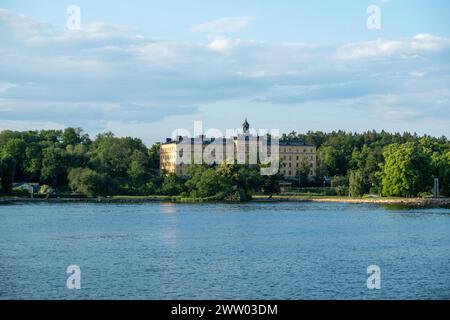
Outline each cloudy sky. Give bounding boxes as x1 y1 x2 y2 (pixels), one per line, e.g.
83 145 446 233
0 0 449 145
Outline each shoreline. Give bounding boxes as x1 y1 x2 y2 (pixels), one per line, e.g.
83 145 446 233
255 196 450 207
1 196 449 207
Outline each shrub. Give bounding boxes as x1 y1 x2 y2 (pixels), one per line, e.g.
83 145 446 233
68 167 118 197
331 175 349 188
12 187 30 197
334 185 349 196
39 184 54 195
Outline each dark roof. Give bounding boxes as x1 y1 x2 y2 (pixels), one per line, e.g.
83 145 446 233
162 137 234 145
13 182 40 186
162 137 316 147
279 141 315 147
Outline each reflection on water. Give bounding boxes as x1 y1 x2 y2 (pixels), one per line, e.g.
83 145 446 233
381 203 450 212
160 203 177 214
0 202 449 300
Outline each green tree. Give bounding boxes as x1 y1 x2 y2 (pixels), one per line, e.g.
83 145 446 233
41 146 69 187
381 142 433 197
89 133 151 193
1 138 26 180
62 127 89 147
261 172 282 198
348 170 367 197
186 166 225 198
68 167 117 197
38 130 62 144
39 184 54 196
0 127 448 200
431 150 450 196
215 163 261 201
0 154 16 194
148 143 161 172
128 160 147 193
159 173 185 196
295 156 311 187
331 175 349 196
23 144 42 181
66 143 89 168
317 145 338 177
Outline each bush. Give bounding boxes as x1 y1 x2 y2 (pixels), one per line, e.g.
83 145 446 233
223 190 248 202
348 170 368 197
12 187 31 197
68 167 118 197
418 191 433 198
158 173 186 196
331 175 349 188
324 188 337 196
334 185 349 196
39 184 54 195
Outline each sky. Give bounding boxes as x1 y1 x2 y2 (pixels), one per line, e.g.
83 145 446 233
0 0 449 145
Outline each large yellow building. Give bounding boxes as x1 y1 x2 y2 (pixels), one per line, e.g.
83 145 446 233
160 120 316 179
160 136 235 176
278 141 316 178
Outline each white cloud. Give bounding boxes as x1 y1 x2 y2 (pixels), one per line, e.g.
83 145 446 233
409 71 426 78
337 34 450 60
208 38 241 52
191 16 255 34
0 9 449 139
0 119 66 131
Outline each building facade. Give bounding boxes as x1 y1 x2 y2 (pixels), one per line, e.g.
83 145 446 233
278 141 316 178
160 120 316 179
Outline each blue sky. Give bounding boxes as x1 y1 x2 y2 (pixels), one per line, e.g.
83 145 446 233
0 0 449 144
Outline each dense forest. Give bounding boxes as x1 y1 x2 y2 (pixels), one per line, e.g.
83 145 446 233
0 128 448 199
281 130 449 197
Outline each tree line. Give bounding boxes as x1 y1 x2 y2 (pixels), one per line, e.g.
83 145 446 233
0 128 448 199
282 130 449 197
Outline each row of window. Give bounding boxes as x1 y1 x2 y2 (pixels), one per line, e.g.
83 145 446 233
163 146 315 154
282 163 314 168
281 148 315 153
284 155 315 161
281 170 314 176
161 155 176 160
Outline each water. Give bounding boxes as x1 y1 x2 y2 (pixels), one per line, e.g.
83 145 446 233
0 202 449 300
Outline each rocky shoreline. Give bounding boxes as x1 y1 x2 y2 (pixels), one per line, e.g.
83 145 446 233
1 196 449 207
269 197 450 207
